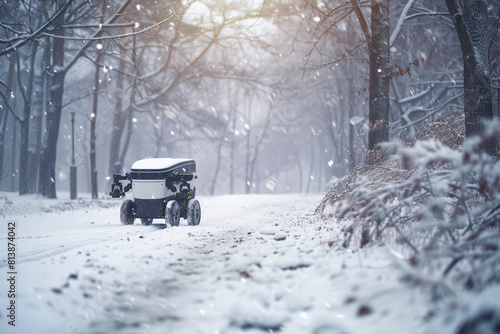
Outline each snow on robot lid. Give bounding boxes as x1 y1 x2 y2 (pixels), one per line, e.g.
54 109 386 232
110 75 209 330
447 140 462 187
130 158 196 178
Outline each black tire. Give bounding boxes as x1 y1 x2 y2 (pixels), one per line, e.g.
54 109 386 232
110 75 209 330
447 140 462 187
165 200 181 226
120 200 135 225
140 218 153 225
187 199 201 226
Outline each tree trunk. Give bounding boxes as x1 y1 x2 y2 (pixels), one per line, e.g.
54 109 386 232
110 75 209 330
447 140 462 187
38 14 65 198
110 25 137 177
209 137 224 196
0 54 16 187
445 0 493 154
108 112 127 176
296 151 303 193
348 74 356 171
90 0 106 199
0 99 8 187
229 109 237 194
306 132 315 193
90 55 101 199
27 55 47 194
18 102 31 195
108 56 126 177
244 100 252 194
11 119 17 191
497 85 500 118
317 134 324 192
368 0 390 149
18 42 37 195
116 106 134 172
246 103 272 195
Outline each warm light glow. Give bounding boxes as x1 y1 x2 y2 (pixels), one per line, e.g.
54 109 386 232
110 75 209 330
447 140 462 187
185 0 263 25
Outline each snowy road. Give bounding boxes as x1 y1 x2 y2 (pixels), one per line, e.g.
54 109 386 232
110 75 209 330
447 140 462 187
1 194 427 334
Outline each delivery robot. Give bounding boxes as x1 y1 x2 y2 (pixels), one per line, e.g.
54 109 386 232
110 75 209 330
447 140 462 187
109 158 201 226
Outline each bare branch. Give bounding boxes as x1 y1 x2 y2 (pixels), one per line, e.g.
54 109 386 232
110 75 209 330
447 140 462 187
0 0 74 56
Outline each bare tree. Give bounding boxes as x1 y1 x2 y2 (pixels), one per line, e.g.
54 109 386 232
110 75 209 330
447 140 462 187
105 0 265 178
89 0 106 199
444 0 499 154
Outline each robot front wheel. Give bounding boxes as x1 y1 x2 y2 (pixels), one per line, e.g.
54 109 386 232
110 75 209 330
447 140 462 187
187 199 201 226
165 199 201 226
166 200 181 227
120 199 135 225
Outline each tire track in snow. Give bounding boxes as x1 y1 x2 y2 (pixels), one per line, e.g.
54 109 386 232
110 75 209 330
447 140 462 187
82 195 322 334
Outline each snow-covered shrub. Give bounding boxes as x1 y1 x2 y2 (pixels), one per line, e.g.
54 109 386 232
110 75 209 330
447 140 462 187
315 157 414 217
316 114 466 216
321 117 500 296
409 112 465 149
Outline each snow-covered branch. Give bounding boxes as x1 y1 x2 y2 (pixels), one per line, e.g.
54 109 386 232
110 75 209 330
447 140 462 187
61 0 133 73
397 86 431 104
0 0 73 57
42 13 175 42
389 0 416 47
394 92 464 130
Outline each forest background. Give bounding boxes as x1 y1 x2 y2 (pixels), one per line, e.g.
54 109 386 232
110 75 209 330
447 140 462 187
0 0 499 199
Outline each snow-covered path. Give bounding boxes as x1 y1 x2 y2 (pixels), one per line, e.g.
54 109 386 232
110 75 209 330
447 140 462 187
1 194 427 334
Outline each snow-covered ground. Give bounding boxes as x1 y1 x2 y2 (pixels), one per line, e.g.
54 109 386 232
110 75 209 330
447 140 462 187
1 193 432 334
